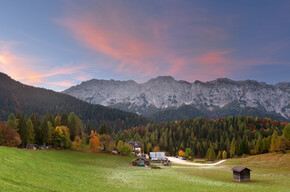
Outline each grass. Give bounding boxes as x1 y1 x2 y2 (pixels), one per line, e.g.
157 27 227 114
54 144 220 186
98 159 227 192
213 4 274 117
0 146 289 192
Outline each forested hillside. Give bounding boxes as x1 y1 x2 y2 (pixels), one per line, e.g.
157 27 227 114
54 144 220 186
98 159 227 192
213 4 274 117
0 73 149 131
116 116 290 159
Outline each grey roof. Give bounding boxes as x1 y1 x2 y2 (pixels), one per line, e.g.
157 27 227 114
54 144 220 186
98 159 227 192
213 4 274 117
132 157 148 162
128 141 142 148
231 166 251 172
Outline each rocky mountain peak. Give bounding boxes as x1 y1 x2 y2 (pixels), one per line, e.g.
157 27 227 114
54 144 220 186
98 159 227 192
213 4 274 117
63 77 290 120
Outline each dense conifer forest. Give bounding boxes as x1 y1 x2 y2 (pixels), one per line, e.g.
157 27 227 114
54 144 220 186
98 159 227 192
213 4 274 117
115 116 290 159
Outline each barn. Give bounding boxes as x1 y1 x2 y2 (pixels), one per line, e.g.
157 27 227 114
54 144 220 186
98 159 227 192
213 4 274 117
231 166 251 182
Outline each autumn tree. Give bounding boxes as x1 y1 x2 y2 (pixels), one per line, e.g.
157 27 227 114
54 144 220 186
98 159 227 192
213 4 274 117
99 134 114 151
90 130 99 150
222 150 227 159
179 149 185 157
72 136 82 150
146 143 152 153
52 126 71 148
275 136 288 152
153 146 160 152
1 123 21 147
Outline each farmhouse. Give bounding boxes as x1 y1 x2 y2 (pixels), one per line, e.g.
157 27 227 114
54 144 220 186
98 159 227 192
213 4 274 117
231 166 251 182
150 152 166 161
132 157 150 166
128 141 142 154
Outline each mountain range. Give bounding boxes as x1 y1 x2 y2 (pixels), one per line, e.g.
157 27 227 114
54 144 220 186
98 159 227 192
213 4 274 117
63 76 290 122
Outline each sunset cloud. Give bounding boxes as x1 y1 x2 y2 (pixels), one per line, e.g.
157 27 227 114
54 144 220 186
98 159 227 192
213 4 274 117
0 42 89 90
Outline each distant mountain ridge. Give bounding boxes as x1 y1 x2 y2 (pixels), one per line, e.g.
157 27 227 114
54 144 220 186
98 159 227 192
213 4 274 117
0 72 149 130
63 76 290 121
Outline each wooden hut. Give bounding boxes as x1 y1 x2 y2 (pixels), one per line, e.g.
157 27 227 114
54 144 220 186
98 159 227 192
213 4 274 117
231 166 251 182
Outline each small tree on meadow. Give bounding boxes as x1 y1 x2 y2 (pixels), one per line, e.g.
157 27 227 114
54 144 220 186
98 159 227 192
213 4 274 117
222 150 227 159
123 144 132 155
117 140 124 154
184 148 193 160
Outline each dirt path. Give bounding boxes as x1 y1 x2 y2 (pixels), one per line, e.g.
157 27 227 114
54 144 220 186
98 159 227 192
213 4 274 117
167 157 226 166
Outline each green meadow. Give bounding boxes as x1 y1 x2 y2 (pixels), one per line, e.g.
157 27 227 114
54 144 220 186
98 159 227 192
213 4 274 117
0 146 289 192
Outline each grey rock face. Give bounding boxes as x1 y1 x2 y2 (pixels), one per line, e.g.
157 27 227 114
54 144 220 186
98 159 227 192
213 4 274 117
63 76 290 119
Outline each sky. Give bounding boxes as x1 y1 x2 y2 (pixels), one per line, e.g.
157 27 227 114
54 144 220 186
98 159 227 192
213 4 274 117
0 0 289 91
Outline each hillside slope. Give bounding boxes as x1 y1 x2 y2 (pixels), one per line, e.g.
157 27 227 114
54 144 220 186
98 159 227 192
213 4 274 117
0 72 149 130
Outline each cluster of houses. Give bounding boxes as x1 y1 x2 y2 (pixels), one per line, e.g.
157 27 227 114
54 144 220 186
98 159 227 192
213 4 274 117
128 141 252 182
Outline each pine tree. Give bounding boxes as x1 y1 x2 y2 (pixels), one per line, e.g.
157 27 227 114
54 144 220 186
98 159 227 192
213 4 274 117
255 137 263 154
270 131 278 152
60 112 68 126
206 145 216 161
230 138 236 157
7 113 18 130
283 124 290 140
26 119 35 144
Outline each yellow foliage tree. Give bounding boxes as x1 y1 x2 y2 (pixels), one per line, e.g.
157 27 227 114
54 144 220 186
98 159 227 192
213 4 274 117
90 130 99 150
153 146 160 152
72 136 82 150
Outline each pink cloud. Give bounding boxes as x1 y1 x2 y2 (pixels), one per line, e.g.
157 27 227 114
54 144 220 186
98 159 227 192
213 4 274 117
0 43 89 88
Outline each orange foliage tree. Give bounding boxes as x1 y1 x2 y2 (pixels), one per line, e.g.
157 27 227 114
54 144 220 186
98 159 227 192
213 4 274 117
90 130 99 150
179 150 185 157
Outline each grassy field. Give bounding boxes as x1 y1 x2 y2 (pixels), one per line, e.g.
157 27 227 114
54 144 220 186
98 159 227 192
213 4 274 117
0 147 289 192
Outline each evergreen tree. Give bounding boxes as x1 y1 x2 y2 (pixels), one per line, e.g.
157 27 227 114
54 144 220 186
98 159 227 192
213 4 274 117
26 119 35 144
206 145 216 161
17 113 28 147
99 123 107 135
255 137 263 154
60 112 68 126
239 138 249 155
7 113 18 130
230 138 236 157
283 124 290 140
86 121 92 135
270 131 278 152
68 112 82 140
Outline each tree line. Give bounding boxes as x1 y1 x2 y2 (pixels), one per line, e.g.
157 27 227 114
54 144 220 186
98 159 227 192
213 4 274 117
0 112 116 152
115 116 290 160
